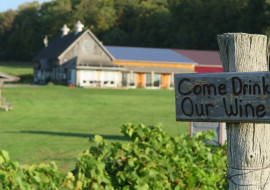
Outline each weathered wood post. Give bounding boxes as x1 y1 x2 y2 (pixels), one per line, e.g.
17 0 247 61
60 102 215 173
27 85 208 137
217 33 270 189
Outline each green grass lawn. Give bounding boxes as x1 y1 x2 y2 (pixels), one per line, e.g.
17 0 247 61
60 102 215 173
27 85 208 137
0 62 33 76
0 86 189 172
0 62 34 84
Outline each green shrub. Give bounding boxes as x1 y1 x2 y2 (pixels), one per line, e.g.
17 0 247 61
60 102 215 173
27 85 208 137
0 150 74 190
17 74 33 83
47 81 55 86
0 123 228 189
73 123 228 190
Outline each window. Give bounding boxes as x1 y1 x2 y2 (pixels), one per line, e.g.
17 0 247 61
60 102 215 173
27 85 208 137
153 74 161 87
170 74 174 88
145 73 152 87
80 70 97 86
129 73 136 87
121 72 136 87
101 71 117 87
122 73 128 86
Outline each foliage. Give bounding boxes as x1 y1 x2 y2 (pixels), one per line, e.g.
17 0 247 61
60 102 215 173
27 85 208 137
0 123 228 189
0 150 75 189
16 74 33 83
74 0 117 34
5 1 42 60
1 0 270 60
73 123 228 189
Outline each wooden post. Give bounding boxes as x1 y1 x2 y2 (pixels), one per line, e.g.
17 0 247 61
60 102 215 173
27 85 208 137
0 81 3 100
217 33 270 189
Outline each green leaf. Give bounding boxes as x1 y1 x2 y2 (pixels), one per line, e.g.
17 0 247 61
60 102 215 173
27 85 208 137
0 150 10 163
33 176 41 184
0 156 4 164
148 169 158 178
94 135 104 145
123 186 130 190
204 130 216 140
128 128 134 137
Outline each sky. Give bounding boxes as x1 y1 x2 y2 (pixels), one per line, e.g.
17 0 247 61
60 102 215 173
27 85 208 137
0 0 51 12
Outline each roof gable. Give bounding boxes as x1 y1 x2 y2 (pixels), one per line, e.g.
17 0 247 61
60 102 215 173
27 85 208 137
33 31 84 61
106 46 195 63
33 30 114 61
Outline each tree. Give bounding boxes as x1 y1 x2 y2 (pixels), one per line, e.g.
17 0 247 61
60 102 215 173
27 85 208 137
73 0 117 37
168 0 247 50
0 10 16 60
133 0 173 47
238 0 267 34
38 0 73 38
1 0 270 60
5 1 42 60
102 0 140 46
103 0 173 47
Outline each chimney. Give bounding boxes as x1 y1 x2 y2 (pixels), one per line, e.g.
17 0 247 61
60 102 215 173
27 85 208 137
75 21 84 35
43 35 48 47
61 24 70 37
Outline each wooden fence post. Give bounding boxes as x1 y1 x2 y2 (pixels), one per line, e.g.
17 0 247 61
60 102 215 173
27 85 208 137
217 33 270 189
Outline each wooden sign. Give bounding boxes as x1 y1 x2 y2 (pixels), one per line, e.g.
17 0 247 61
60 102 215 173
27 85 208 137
175 71 270 122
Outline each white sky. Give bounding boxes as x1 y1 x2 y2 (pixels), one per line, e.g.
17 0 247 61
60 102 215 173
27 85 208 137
0 0 51 12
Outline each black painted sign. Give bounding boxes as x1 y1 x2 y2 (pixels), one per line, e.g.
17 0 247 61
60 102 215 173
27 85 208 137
174 72 270 122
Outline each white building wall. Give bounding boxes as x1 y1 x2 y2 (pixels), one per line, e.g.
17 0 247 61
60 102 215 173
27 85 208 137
78 70 120 88
100 71 118 87
79 70 97 87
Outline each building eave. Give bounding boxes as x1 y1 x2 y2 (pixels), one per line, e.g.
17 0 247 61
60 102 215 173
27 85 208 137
58 30 115 61
114 59 198 65
76 66 126 71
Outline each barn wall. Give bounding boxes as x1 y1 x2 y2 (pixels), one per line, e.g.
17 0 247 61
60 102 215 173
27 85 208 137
77 69 121 88
195 66 223 73
59 32 112 65
114 60 194 71
55 31 116 85
113 60 194 89
136 73 145 88
161 74 170 89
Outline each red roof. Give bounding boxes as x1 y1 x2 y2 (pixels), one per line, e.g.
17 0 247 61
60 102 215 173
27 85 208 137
173 49 222 66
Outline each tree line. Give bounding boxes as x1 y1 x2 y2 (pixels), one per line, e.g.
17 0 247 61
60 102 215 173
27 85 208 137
0 0 269 61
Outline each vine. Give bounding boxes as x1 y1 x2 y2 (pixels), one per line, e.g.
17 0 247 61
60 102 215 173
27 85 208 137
0 123 228 189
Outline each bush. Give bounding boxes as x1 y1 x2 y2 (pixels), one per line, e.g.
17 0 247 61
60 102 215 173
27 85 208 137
0 150 74 189
73 123 228 189
17 74 33 83
0 123 228 189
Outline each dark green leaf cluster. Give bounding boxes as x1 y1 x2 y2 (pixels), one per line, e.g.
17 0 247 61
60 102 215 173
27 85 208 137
0 150 75 189
73 123 228 189
0 123 228 189
1 0 270 61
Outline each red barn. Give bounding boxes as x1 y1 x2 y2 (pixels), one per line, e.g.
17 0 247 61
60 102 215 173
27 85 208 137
173 49 223 73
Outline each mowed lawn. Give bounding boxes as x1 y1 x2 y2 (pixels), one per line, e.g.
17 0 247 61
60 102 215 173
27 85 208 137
0 62 33 76
0 86 189 172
